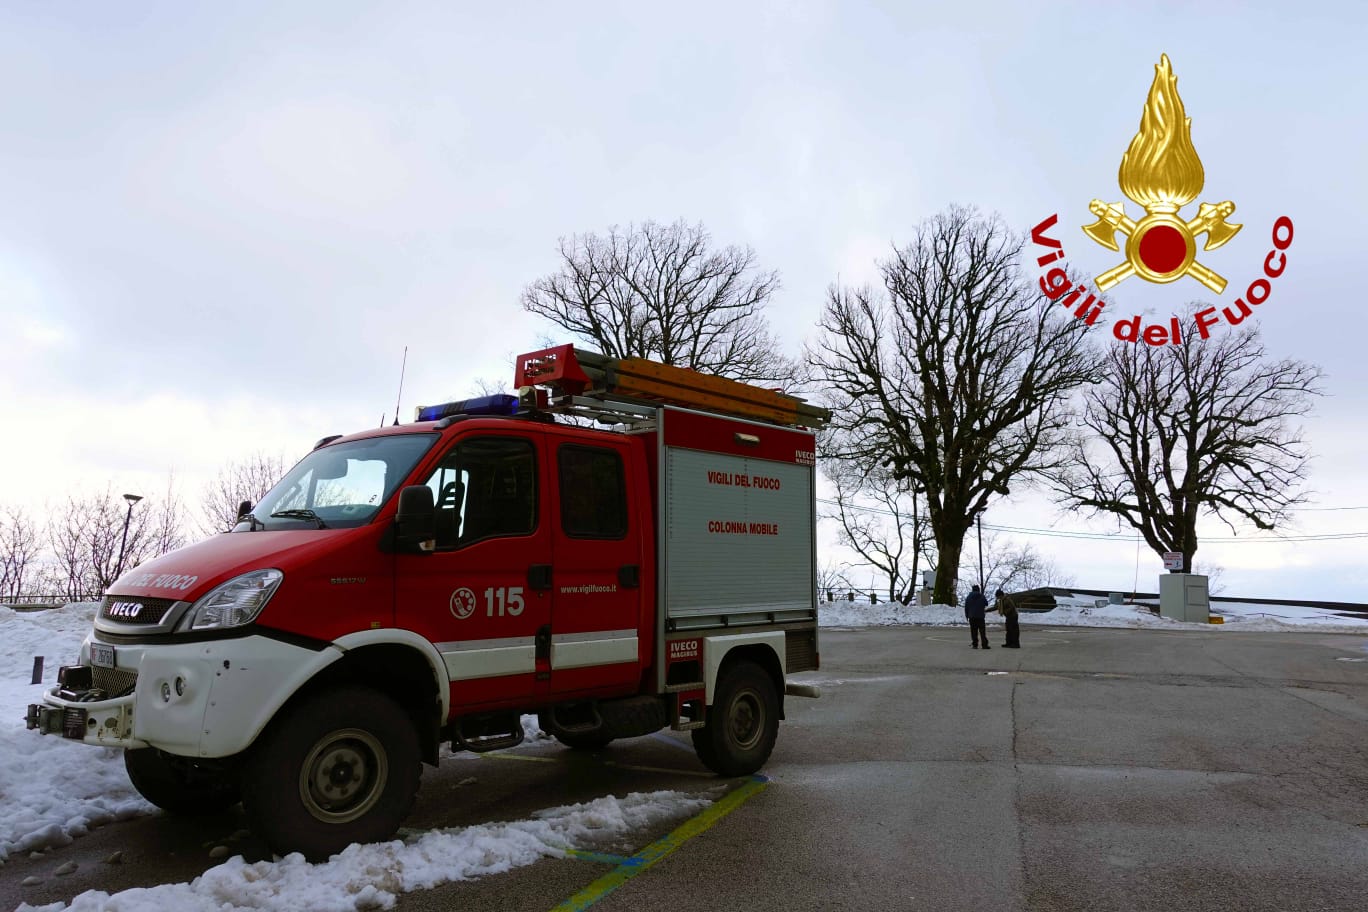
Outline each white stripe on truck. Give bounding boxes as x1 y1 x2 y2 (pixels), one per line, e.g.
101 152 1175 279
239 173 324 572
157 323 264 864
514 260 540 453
551 628 638 670
435 630 638 679
435 636 535 681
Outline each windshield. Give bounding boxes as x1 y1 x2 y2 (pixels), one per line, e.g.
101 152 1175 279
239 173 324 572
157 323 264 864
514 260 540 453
238 434 438 531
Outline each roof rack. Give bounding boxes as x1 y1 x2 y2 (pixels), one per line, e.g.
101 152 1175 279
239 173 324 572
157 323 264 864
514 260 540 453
513 345 830 429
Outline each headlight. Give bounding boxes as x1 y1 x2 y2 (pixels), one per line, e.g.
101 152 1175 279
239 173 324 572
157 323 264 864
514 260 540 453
180 569 284 631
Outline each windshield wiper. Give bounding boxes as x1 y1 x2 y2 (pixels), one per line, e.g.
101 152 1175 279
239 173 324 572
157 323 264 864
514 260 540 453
269 509 329 528
244 512 265 531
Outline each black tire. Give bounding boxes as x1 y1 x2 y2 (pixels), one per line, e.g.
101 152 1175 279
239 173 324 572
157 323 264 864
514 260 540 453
241 686 421 861
691 661 779 777
123 748 241 815
538 711 615 751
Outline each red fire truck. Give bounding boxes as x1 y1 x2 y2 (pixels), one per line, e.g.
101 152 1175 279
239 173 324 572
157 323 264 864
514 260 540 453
27 345 828 859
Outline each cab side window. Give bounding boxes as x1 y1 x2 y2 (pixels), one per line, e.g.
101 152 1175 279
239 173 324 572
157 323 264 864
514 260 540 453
558 445 627 539
422 436 537 549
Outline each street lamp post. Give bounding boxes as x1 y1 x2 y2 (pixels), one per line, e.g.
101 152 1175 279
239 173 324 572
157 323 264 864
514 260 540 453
114 493 143 581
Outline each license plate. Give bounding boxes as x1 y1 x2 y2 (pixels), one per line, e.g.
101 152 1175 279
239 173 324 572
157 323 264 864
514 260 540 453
90 642 116 669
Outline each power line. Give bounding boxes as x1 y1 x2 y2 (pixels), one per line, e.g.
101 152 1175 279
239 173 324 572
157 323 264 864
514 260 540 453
815 498 1368 544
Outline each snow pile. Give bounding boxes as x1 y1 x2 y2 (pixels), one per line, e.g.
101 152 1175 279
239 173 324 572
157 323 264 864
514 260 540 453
18 788 711 912
0 604 156 862
819 600 968 628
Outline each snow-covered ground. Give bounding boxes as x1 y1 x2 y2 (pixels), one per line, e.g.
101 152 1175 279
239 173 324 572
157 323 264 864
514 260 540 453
3 594 1365 910
0 603 155 867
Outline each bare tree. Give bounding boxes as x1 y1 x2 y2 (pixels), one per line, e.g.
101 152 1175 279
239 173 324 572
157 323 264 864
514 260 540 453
130 475 188 563
807 207 1099 605
48 482 189 599
816 561 852 603
1056 316 1322 572
522 220 793 383
49 492 120 600
960 530 1075 595
1 505 44 598
820 457 932 604
1198 561 1227 596
51 493 123 599
199 452 287 536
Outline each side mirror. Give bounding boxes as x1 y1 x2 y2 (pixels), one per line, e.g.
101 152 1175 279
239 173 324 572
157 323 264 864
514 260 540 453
237 500 253 520
394 485 436 553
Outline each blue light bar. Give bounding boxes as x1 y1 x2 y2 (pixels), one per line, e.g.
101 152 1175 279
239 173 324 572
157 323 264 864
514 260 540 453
415 394 519 422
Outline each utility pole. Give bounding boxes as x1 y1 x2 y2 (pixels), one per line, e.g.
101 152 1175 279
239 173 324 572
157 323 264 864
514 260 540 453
115 493 143 581
977 512 984 592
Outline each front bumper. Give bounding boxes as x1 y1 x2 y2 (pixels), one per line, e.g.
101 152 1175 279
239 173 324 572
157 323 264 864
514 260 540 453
26 696 142 746
27 632 340 757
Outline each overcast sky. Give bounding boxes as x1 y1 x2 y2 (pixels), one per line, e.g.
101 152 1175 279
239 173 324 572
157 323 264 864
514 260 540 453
1 1 1363 601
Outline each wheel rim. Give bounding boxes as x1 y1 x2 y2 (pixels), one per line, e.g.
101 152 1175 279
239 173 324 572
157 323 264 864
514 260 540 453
727 686 764 751
298 728 388 824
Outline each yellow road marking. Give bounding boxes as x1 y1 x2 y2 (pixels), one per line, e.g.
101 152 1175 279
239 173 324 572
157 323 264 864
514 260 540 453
548 775 769 911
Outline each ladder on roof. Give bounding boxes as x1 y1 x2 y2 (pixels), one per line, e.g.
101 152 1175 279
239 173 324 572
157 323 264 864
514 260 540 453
514 344 830 429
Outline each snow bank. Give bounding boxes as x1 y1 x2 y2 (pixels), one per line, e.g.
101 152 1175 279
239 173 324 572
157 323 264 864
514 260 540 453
17 789 714 912
819 595 1368 633
0 604 156 863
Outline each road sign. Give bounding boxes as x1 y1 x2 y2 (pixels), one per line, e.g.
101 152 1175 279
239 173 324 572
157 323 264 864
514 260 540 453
1162 551 1183 571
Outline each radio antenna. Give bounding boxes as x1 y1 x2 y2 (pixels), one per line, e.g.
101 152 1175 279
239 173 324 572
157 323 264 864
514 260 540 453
392 346 408 426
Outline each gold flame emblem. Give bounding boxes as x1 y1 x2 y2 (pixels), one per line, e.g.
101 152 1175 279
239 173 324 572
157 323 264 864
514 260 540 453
1083 54 1242 293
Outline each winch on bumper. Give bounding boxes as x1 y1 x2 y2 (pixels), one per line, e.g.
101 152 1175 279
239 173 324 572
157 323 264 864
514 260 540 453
26 662 142 745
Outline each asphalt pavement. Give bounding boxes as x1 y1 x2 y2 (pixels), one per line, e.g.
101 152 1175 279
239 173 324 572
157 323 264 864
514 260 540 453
6 625 1368 912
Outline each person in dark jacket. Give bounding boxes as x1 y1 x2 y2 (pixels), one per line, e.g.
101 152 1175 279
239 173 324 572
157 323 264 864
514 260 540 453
997 588 1020 648
964 584 989 649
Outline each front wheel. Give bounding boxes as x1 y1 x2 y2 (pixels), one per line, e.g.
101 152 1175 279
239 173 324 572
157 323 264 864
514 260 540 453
241 686 421 861
691 660 779 777
123 748 240 815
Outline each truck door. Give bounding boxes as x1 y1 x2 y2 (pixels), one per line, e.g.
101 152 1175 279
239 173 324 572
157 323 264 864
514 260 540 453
394 429 552 710
546 438 644 698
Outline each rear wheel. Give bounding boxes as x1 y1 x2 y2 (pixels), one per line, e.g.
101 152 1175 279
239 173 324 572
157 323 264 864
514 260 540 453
242 686 421 860
691 660 779 777
123 748 240 815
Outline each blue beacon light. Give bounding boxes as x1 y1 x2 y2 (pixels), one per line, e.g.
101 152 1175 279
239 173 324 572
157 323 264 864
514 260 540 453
414 394 520 422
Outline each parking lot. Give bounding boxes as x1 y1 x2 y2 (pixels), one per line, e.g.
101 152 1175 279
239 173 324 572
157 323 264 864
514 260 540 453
7 624 1368 912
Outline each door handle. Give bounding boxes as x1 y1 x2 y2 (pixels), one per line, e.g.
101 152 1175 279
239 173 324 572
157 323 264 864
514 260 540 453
528 564 553 590
618 564 640 588
535 624 551 680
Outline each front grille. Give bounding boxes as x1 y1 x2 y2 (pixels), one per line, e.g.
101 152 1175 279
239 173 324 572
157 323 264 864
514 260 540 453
786 628 818 672
101 595 176 626
91 665 138 698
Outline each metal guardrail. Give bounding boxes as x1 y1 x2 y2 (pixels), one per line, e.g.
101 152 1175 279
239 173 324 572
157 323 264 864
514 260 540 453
2 594 98 609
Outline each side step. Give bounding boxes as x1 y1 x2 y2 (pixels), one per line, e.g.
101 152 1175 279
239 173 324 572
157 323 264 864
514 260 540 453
453 712 525 753
667 681 706 731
